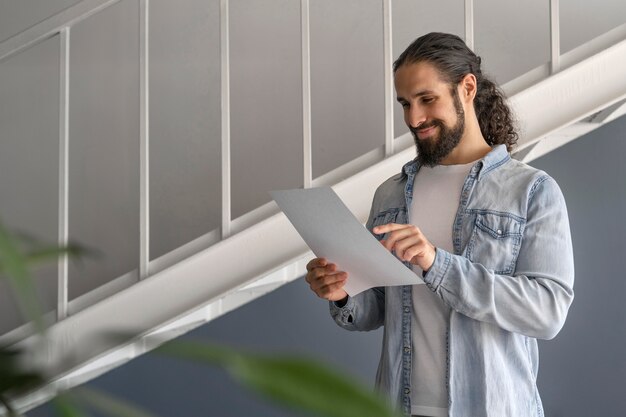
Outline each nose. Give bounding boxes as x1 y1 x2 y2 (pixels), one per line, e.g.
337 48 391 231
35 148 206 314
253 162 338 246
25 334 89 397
406 105 426 129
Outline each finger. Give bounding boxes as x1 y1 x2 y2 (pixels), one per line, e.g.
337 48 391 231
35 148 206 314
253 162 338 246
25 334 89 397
306 257 327 272
305 264 330 284
403 245 428 263
393 235 424 261
305 269 320 284
393 233 426 251
307 266 340 286
316 276 348 298
311 267 327 280
372 223 414 234
318 280 348 300
310 271 347 292
383 226 421 251
312 263 337 279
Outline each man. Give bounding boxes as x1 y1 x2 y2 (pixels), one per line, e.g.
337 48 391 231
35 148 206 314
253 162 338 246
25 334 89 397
305 33 574 417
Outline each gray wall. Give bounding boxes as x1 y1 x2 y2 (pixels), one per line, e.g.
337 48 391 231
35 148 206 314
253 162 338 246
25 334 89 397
27 114 626 417
531 116 626 416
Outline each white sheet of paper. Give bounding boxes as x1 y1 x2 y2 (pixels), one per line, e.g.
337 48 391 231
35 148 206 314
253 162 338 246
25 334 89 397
271 187 421 296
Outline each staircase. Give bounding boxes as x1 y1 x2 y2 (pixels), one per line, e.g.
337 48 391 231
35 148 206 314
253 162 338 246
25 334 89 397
1 0 625 414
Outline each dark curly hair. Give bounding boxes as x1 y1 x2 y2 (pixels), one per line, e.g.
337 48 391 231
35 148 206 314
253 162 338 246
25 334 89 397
394 32 518 152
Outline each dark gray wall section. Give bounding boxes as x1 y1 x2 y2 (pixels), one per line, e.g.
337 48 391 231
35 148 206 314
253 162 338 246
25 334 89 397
530 115 626 416
29 115 626 416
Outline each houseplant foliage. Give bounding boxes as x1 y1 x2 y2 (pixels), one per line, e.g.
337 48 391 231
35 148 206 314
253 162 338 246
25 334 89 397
0 222 400 417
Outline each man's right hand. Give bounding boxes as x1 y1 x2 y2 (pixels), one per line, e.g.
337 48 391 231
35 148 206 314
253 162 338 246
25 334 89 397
305 258 349 303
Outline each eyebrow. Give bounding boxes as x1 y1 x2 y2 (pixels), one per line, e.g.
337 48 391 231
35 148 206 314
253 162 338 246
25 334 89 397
396 90 436 103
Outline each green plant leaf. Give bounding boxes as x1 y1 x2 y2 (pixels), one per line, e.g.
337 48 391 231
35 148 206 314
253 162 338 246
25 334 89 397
52 394 90 417
156 340 401 417
24 243 91 268
72 387 162 417
0 347 45 396
0 223 45 332
0 222 91 334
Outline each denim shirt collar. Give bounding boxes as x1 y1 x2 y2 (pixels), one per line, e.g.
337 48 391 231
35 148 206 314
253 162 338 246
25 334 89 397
402 145 511 180
401 144 511 207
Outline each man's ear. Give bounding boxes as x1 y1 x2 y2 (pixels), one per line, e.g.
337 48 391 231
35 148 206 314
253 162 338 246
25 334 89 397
459 73 477 103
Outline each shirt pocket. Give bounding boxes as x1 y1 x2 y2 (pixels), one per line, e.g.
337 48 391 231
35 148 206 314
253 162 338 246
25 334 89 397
466 211 524 275
371 208 406 241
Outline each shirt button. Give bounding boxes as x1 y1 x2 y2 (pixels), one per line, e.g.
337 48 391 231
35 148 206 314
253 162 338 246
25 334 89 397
497 229 503 235
404 307 410 313
404 388 410 395
404 347 411 353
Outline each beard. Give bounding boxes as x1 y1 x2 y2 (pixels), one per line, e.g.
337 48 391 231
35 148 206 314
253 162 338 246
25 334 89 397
410 89 465 167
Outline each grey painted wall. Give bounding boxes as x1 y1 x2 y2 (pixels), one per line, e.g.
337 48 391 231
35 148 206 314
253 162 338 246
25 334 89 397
531 116 626 416
27 114 626 417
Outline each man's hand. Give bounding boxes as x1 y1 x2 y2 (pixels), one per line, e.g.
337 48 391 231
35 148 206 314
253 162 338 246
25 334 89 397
373 223 436 272
305 258 349 302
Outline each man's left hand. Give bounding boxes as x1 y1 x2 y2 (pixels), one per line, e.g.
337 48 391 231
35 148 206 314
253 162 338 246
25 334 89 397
373 223 436 272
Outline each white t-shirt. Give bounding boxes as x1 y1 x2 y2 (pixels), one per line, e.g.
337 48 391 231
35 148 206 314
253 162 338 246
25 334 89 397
409 161 475 417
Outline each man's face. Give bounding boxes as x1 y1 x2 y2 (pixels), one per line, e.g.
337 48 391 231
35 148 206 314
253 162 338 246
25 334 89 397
394 61 466 167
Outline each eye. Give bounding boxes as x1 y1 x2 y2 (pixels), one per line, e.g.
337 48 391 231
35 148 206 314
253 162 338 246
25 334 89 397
400 102 409 109
422 97 435 104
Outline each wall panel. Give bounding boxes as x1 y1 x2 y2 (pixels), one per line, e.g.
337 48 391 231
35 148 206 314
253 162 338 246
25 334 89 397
68 0 140 300
310 0 384 178
149 0 221 260
561 0 626 53
475 0 550 85
230 0 303 219
392 0 464 140
0 36 60 333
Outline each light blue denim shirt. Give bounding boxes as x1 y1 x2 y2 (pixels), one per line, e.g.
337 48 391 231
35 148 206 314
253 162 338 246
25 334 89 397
330 144 575 417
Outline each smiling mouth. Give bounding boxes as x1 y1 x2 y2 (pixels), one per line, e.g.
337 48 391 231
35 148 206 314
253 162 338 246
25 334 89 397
417 125 437 139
